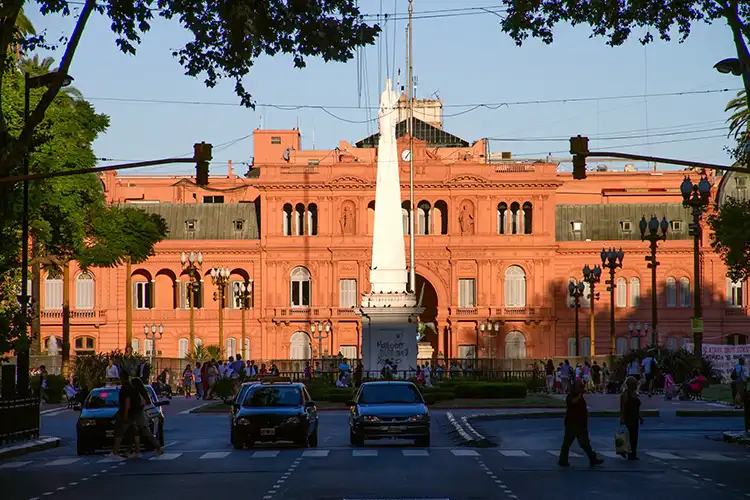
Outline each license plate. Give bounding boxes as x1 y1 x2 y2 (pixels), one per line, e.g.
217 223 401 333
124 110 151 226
387 426 406 433
260 428 275 436
106 430 114 437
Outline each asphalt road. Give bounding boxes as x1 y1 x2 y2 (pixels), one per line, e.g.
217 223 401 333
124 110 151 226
2 399 750 500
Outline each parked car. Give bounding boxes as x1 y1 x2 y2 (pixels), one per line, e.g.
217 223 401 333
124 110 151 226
231 381 318 449
75 385 169 455
348 381 430 446
228 380 262 444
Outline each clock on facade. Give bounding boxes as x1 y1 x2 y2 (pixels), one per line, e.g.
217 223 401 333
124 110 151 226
401 149 411 162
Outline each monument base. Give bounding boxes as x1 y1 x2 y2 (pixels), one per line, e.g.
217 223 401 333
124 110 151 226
359 297 423 377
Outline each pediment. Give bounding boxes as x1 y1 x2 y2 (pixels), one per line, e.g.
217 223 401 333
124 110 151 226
330 176 368 185
445 174 488 185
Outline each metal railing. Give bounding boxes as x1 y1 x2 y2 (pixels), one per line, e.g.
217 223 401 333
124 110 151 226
0 397 40 445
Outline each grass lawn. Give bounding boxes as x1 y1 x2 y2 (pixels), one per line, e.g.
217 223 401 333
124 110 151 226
702 384 733 404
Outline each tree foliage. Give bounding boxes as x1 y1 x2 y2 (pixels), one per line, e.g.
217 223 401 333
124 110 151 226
0 1 380 176
707 196 750 282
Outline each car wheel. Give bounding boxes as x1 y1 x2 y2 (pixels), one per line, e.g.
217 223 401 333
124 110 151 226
308 426 319 448
232 438 244 450
76 439 91 456
349 429 364 447
415 434 430 447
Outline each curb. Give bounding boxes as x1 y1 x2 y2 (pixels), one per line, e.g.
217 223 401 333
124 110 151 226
463 409 661 420
179 402 215 415
0 436 60 460
676 410 746 417
723 431 750 445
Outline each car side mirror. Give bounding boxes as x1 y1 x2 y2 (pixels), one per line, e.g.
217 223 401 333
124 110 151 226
73 403 82 411
154 400 170 407
305 401 316 408
346 400 356 407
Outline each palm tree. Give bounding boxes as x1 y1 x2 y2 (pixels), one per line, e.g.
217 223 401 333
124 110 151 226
725 90 748 140
18 55 84 100
13 8 36 59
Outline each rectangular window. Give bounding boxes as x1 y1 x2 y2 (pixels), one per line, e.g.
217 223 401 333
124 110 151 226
131 339 140 354
180 281 203 309
229 280 253 309
339 345 357 360
581 281 591 308
203 196 224 203
291 281 311 307
133 282 152 310
458 279 476 308
339 279 357 308
178 338 189 359
457 344 476 359
271 136 282 144
144 339 154 356
44 279 63 310
727 279 745 307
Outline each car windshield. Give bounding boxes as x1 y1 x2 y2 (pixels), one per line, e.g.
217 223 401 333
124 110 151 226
243 386 302 407
357 384 422 404
84 389 120 409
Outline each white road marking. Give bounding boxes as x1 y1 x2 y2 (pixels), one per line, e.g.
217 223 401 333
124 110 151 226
451 449 479 456
149 452 182 461
548 450 582 458
402 449 429 456
647 452 684 460
692 452 734 461
352 449 378 457
0 461 31 469
46 458 81 466
252 451 280 458
199 452 231 459
499 450 530 457
301 450 329 457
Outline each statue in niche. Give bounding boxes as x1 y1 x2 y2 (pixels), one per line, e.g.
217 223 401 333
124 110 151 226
340 204 355 235
458 205 474 235
46 335 60 356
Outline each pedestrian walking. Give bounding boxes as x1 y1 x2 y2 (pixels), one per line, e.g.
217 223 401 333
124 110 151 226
732 358 747 409
558 380 604 467
193 362 203 399
130 377 164 457
561 360 571 394
545 360 555 393
619 376 643 460
182 365 193 398
109 370 138 458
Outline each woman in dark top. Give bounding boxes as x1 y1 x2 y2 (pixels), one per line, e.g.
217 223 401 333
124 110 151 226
545 360 555 393
558 380 604 467
620 376 643 460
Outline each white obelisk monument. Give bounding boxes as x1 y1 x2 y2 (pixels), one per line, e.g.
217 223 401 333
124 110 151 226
360 79 423 375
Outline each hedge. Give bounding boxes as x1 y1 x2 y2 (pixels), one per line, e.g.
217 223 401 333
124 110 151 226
452 382 527 399
306 382 526 404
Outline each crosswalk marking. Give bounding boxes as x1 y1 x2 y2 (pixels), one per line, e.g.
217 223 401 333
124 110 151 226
598 451 623 459
352 449 378 457
499 450 530 457
149 452 182 461
451 449 479 456
302 450 329 458
0 461 31 469
647 452 683 460
200 452 231 460
252 451 280 458
97 457 125 463
548 450 582 458
692 453 733 461
402 449 429 457
46 458 81 466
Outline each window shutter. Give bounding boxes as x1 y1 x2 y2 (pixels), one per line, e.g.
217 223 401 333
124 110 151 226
132 282 139 309
147 281 155 309
629 278 640 307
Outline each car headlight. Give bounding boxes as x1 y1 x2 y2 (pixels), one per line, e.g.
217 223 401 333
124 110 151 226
283 416 300 425
408 414 427 422
78 419 97 427
361 415 380 423
236 417 251 426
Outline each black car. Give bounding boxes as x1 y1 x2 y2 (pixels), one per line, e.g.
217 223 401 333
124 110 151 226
75 385 169 455
348 381 430 447
228 380 262 444
231 381 319 449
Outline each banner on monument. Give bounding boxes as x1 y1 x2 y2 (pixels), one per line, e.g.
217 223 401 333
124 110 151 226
684 343 750 382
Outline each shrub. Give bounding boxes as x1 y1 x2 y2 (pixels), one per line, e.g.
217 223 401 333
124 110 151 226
420 390 455 405
452 382 527 399
31 374 66 403
613 345 720 383
73 350 149 390
323 389 356 403
213 378 236 400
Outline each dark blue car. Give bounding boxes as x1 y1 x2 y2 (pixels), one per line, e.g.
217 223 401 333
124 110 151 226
348 381 430 447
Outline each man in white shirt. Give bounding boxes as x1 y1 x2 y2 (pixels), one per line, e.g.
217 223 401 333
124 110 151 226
192 362 203 399
640 355 655 397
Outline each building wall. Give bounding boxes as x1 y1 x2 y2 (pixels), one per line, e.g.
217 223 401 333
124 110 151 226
35 130 750 362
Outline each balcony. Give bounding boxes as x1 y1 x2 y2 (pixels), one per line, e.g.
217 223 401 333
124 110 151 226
40 310 107 326
455 308 478 316
725 307 748 318
335 308 360 318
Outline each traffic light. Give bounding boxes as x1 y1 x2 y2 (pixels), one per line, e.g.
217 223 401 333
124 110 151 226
194 142 212 186
570 135 589 180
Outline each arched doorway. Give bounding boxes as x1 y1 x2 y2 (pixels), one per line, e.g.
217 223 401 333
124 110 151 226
289 331 312 360
415 274 439 358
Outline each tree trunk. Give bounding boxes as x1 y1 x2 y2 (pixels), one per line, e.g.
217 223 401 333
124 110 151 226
125 258 132 350
30 239 41 356
62 261 71 378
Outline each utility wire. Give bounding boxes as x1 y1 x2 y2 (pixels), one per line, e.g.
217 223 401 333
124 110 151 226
488 126 728 142
513 134 728 158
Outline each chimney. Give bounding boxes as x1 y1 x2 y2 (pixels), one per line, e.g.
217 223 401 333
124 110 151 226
228 160 234 178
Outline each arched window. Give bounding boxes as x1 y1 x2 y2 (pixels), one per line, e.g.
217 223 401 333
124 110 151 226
497 202 507 234
307 204 318 236
131 338 140 354
504 331 527 359
75 272 95 310
522 202 533 234
44 270 63 310
226 337 237 359
74 336 96 354
510 202 520 235
615 337 627 355
726 334 747 345
679 278 691 307
401 201 411 236
680 337 690 349
567 278 577 308
290 331 312 360
243 338 251 360
667 337 677 351
615 277 627 308
727 278 745 307
367 201 376 235
294 203 306 236
629 278 641 307
417 200 431 235
504 266 526 307
282 203 293 236
580 337 591 357
665 277 677 307
629 336 640 351
144 338 154 356
581 281 591 308
290 266 311 307
178 338 189 359
433 200 448 234
567 338 577 356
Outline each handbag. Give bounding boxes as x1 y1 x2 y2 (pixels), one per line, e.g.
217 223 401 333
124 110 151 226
614 426 631 456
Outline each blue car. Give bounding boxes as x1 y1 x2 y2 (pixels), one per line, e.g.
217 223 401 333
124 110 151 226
348 381 430 447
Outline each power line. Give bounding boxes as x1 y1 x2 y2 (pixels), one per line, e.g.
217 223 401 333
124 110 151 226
488 126 728 143
513 134 728 158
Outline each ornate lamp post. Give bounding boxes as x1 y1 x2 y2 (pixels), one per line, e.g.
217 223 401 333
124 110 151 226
479 319 500 369
568 281 586 356
581 264 602 355
310 321 332 366
628 321 650 352
237 282 252 360
680 173 712 356
144 323 164 375
639 215 669 346
601 247 624 355
211 267 231 355
180 251 203 353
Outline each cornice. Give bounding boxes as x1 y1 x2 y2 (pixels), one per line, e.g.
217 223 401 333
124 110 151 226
253 182 563 190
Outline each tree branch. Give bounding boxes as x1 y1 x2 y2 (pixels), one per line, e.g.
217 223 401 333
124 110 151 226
724 0 750 112
0 0 95 177
0 0 24 150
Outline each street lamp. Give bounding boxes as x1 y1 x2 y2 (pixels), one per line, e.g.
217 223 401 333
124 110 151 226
628 321 650 352
210 267 231 355
568 281 586 356
237 282 252 360
17 71 74 394
601 247 625 355
581 264 602 356
144 323 164 375
680 173 712 355
639 215 669 346
479 319 500 370
714 58 743 76
310 321 332 366
180 251 203 353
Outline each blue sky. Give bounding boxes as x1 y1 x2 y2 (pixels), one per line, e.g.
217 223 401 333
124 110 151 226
27 1 738 176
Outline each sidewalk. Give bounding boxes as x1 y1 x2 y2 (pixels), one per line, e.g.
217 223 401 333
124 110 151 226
556 392 742 416
0 437 60 460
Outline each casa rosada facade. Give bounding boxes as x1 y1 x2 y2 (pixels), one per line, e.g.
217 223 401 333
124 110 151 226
34 114 750 365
